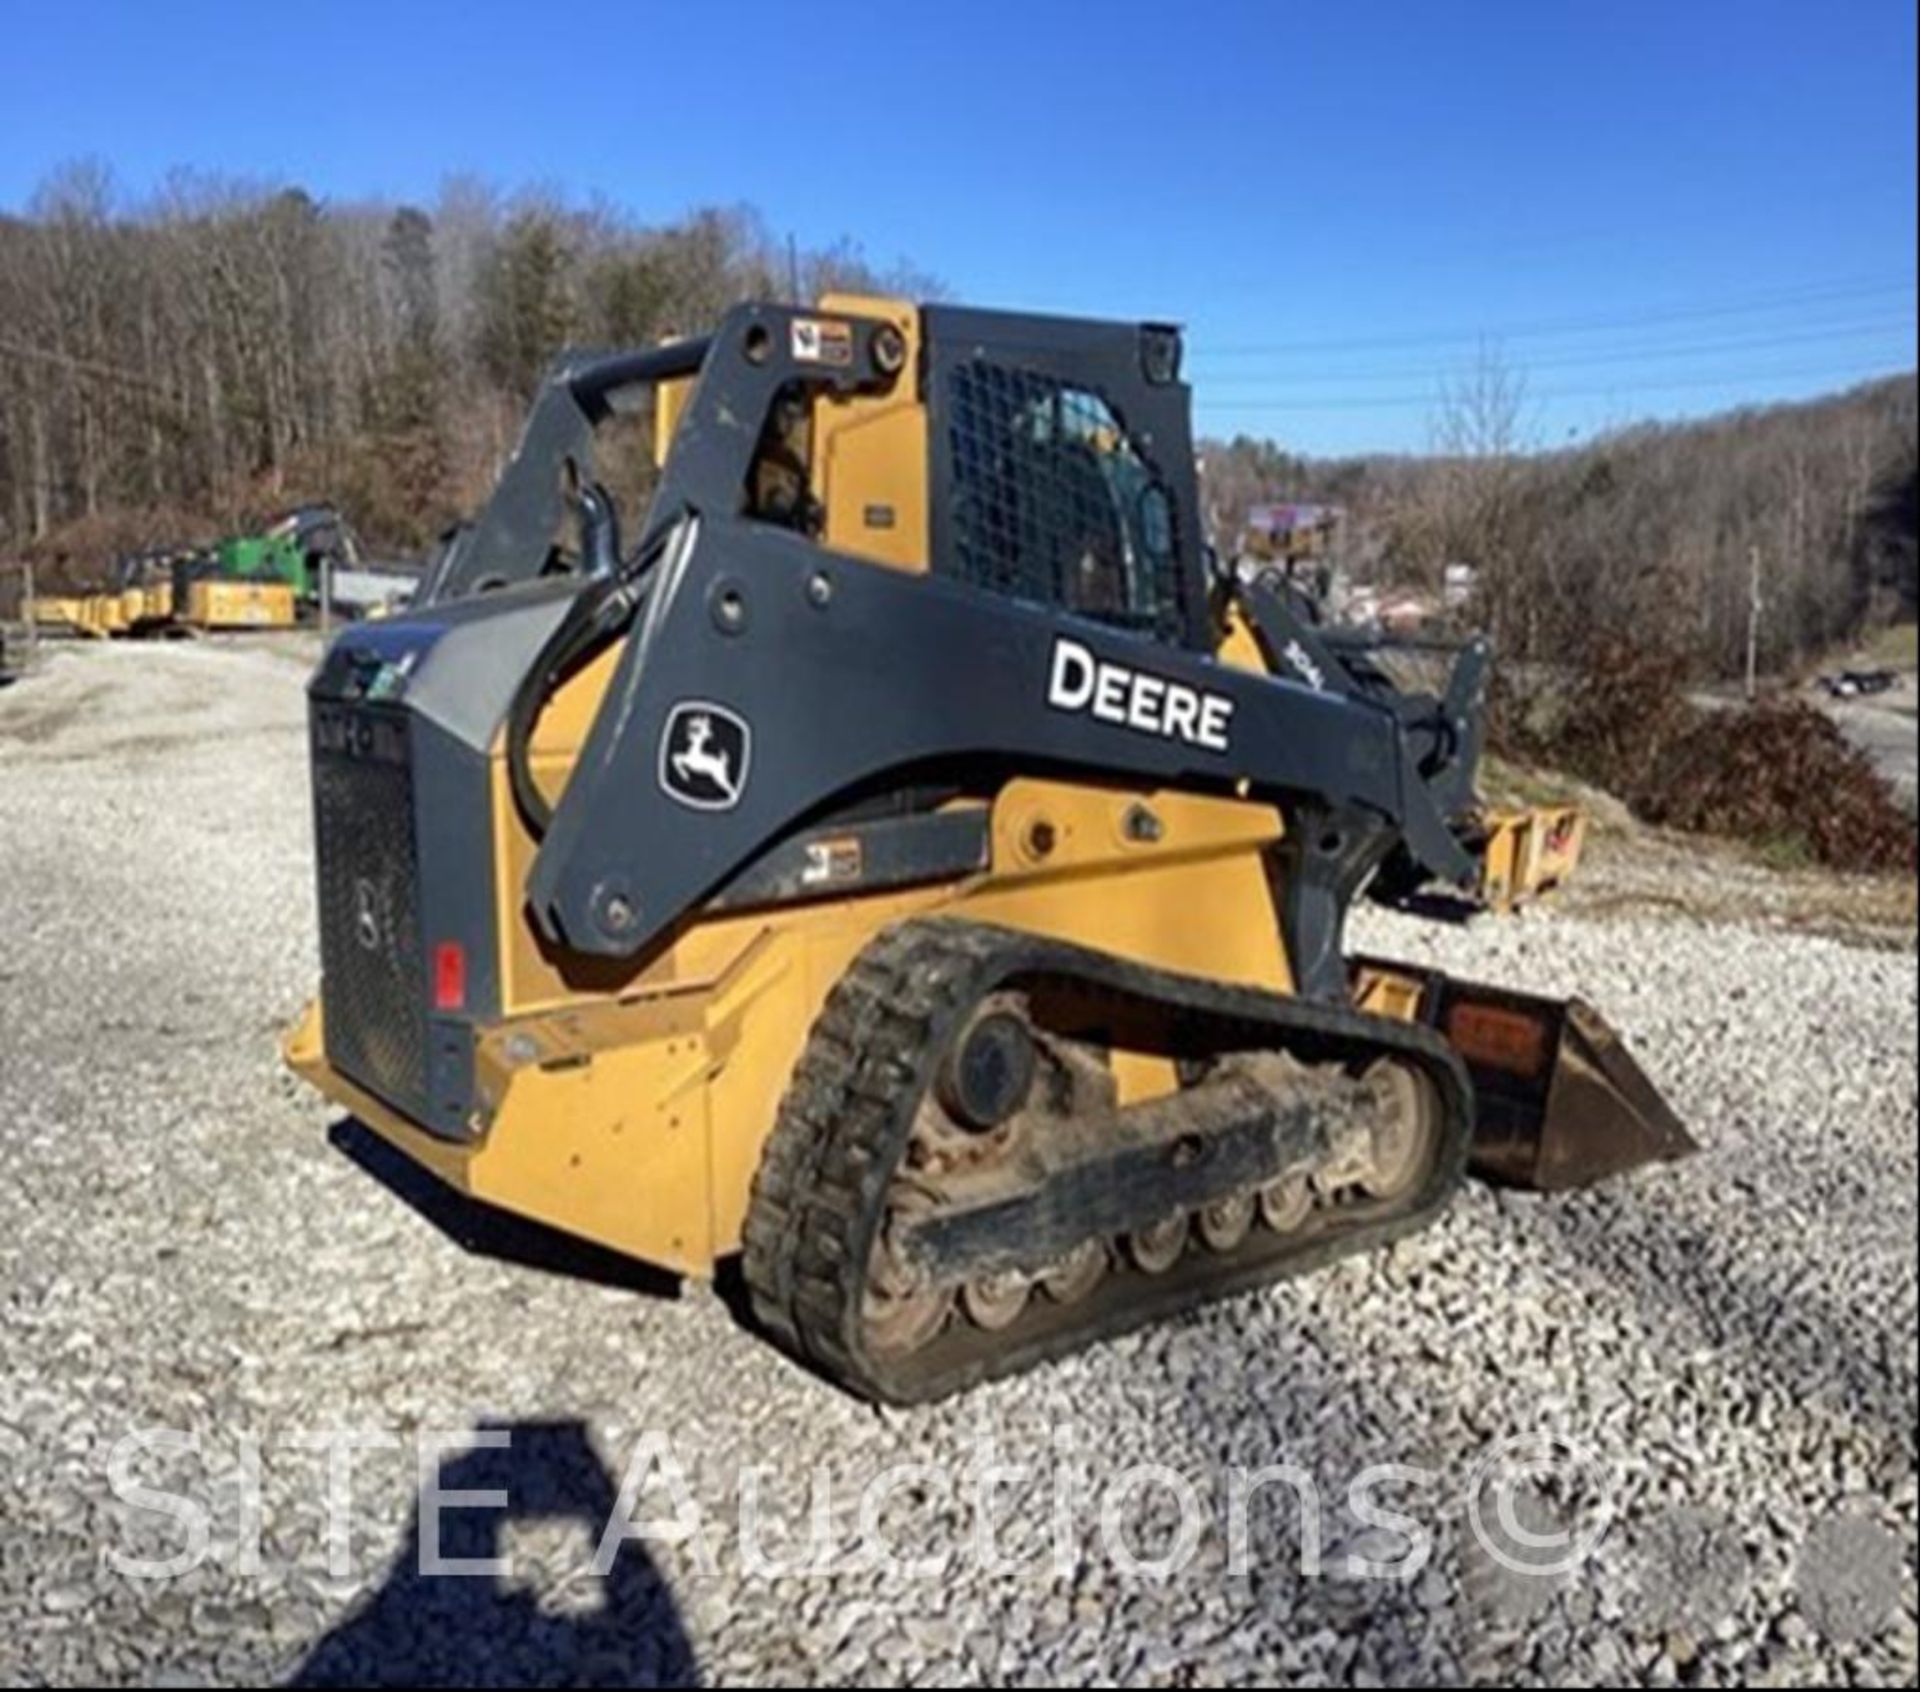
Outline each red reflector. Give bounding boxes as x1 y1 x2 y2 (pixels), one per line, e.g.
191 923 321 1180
433 941 467 1011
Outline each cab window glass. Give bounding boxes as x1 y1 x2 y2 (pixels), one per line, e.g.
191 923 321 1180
947 361 1183 640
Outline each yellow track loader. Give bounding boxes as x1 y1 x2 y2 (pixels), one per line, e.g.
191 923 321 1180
26 596 98 637
284 297 1691 1401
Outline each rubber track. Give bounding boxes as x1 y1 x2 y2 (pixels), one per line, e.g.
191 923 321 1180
741 917 1474 1403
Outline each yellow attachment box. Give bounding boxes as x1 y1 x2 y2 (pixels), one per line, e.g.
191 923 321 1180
186 578 297 630
1477 805 1587 911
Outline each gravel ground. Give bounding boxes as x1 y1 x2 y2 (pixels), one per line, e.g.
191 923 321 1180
1 638 1915 1688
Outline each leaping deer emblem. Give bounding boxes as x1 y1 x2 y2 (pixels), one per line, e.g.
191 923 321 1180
670 712 739 804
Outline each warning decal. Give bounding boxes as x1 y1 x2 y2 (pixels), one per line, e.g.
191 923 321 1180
791 318 854 366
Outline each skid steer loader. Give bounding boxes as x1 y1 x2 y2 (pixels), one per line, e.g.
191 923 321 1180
284 297 1693 1401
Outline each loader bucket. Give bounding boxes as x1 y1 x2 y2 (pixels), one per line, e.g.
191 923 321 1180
1355 963 1696 1190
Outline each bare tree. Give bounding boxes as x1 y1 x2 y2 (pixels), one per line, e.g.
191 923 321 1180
1198 369 1916 682
0 164 950 572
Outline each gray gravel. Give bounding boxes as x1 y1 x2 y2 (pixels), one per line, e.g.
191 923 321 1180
1 638 1915 1687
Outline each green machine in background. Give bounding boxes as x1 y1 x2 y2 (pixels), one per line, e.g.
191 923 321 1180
68 504 417 639
198 504 419 620
212 504 355 602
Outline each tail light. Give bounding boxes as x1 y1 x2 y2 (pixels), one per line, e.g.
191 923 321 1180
433 941 467 1011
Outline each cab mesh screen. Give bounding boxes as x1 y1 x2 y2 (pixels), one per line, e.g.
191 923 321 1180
945 360 1181 638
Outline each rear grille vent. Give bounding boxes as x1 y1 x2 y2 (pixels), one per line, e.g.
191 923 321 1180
312 703 429 1120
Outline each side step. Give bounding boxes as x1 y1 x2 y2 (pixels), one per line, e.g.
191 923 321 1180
1356 960 1696 1190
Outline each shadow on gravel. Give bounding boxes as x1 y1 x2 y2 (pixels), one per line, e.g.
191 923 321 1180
1523 1183 1917 1452
290 1418 699 1688
1373 887 1485 925
328 1119 682 1300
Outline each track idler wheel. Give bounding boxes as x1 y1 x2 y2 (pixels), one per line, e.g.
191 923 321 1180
1196 1191 1256 1253
962 1273 1032 1331
1358 1059 1442 1201
1258 1173 1312 1232
1127 1216 1189 1274
861 1272 952 1357
1040 1239 1107 1304
859 1193 952 1356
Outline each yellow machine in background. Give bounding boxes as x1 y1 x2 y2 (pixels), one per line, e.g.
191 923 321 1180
130 581 175 629
84 594 129 637
180 576 296 631
27 596 98 637
33 571 294 639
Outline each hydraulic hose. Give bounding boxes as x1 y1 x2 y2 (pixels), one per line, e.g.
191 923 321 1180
505 513 683 840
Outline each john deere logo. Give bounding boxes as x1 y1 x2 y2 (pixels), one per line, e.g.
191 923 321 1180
352 877 382 951
659 702 750 812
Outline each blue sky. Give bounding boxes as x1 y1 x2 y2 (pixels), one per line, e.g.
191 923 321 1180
2 0 1913 453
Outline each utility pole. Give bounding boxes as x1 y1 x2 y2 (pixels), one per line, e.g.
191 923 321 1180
787 233 801 305
23 561 36 666
1745 543 1762 702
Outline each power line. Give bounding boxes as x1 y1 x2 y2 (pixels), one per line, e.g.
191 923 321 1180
1200 359 1917 413
1188 274 1917 360
1193 276 1915 359
1198 316 1917 387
